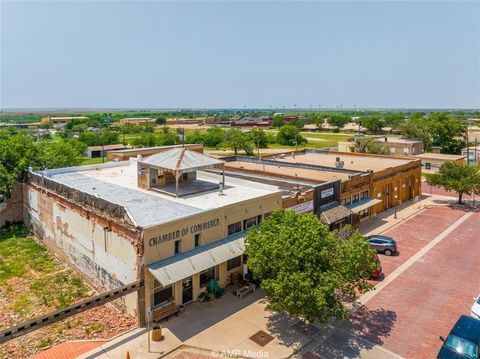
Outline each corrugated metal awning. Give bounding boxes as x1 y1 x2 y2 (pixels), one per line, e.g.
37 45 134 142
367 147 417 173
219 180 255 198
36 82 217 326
347 198 382 214
148 232 245 286
317 202 353 225
139 148 224 174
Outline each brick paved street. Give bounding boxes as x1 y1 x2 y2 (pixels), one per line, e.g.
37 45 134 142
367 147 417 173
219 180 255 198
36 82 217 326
354 207 480 358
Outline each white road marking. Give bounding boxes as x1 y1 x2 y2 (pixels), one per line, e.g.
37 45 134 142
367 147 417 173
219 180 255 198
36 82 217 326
360 211 474 305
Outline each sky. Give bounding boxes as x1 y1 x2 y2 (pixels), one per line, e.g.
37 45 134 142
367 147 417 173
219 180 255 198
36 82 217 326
1 1 479 110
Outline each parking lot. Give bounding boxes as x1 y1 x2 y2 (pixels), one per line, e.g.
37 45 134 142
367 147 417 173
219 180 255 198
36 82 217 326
346 205 480 358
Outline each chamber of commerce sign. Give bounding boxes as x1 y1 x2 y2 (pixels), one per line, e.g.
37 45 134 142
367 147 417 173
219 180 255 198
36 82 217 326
148 218 220 247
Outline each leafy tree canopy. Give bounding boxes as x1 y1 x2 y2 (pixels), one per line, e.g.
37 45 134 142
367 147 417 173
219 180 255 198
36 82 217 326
224 128 254 155
354 138 390 155
276 126 307 146
245 210 376 323
272 116 285 128
328 114 350 128
360 115 384 134
425 162 480 204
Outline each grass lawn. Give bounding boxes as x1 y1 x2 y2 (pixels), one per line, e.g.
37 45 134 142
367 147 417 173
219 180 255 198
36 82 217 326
80 157 106 165
0 225 90 319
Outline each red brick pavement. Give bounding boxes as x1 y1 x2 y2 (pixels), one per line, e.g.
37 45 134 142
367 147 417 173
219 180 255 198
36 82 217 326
354 209 480 359
376 206 467 279
32 340 107 359
422 182 474 200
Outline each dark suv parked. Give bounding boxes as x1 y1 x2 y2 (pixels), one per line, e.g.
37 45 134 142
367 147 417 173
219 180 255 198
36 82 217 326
438 315 480 359
366 235 397 256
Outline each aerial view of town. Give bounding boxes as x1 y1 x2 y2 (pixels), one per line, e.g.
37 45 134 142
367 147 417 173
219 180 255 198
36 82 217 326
0 1 479 359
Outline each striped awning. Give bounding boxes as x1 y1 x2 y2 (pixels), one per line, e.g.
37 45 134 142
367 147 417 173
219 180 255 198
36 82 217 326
148 232 245 286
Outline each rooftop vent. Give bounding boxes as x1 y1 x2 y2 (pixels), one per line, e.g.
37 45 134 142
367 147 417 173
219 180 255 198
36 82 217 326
335 157 344 168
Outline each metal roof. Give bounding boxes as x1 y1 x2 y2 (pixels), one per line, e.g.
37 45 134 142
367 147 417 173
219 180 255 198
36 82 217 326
317 202 353 225
148 232 245 286
139 148 224 174
346 198 382 214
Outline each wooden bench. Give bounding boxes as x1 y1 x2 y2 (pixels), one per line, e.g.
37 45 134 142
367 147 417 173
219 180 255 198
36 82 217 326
152 302 179 322
236 283 256 299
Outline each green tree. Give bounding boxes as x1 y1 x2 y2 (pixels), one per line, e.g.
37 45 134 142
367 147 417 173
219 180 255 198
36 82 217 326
354 138 390 155
401 116 432 151
328 114 350 129
383 113 405 129
38 139 85 169
0 129 40 200
155 117 167 125
248 128 268 153
425 162 480 204
131 133 159 148
78 130 119 147
428 113 465 154
360 115 384 134
276 125 307 146
224 128 254 155
245 210 376 323
271 116 285 128
203 127 225 148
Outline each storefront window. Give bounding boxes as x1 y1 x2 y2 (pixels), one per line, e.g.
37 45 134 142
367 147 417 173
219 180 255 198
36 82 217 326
243 216 258 230
228 222 242 235
153 281 173 307
174 240 181 255
227 256 242 271
200 266 217 287
195 234 201 247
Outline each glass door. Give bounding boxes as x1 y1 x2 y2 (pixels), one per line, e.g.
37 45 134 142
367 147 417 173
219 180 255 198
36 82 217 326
182 277 193 304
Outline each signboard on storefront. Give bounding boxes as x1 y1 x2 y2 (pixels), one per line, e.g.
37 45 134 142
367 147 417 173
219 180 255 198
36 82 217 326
286 200 314 214
321 188 334 198
148 218 220 247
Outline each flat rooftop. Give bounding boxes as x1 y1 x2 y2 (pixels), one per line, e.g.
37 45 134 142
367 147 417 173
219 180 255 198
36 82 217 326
414 153 466 160
374 137 423 144
274 151 413 172
225 160 352 182
39 161 280 228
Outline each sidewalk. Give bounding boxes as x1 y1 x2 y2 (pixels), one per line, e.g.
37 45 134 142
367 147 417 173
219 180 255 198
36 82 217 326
359 193 454 236
77 327 181 359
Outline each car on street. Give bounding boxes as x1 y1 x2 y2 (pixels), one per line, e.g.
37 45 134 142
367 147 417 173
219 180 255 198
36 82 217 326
472 295 480 320
438 315 480 359
366 235 398 256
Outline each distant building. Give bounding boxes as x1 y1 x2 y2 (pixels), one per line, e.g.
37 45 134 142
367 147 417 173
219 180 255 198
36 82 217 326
338 137 424 157
413 153 466 172
41 116 88 129
373 137 424 156
85 144 127 158
119 118 156 125
461 146 480 164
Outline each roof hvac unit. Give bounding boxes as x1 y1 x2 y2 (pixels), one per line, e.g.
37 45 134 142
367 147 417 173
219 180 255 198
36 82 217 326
335 157 344 168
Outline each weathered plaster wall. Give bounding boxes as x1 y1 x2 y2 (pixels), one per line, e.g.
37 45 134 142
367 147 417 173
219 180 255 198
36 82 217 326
0 184 24 227
24 185 142 318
